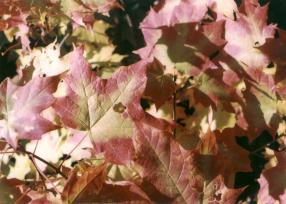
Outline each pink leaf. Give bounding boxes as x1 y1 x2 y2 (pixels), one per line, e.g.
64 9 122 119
53 47 147 164
224 0 275 81
0 76 58 148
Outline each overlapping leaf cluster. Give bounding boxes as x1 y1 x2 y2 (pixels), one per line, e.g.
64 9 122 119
0 0 286 203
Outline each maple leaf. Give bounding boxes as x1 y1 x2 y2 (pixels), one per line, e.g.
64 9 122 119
74 181 152 203
71 19 126 77
62 162 107 204
79 0 122 15
134 118 244 203
208 0 238 20
26 130 63 171
259 29 286 66
138 20 226 75
242 82 280 134
197 128 251 186
141 0 208 27
137 21 225 75
60 0 120 29
138 0 239 63
259 29 286 94
134 119 201 203
257 150 286 203
223 0 276 84
53 47 147 164
175 105 236 150
136 0 208 61
199 175 244 204
18 41 70 79
0 76 58 148
0 10 30 50
210 58 279 133
144 59 175 108
1 0 286 201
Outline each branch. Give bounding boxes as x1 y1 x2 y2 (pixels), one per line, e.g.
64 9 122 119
58 132 88 168
22 149 68 179
29 155 62 195
27 154 47 191
173 75 177 137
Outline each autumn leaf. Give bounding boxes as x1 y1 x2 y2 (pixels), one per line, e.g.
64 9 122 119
0 76 58 148
193 128 251 187
53 47 147 164
62 162 107 204
208 0 238 20
0 0 285 202
74 181 152 203
139 20 226 75
223 0 275 84
60 0 120 28
144 59 175 108
259 29 286 94
18 41 70 78
0 178 31 203
134 120 201 203
242 83 280 134
257 149 286 203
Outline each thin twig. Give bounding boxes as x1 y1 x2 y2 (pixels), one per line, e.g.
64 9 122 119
29 155 61 195
24 150 67 179
32 140 39 155
28 154 48 191
0 151 17 154
59 33 70 48
58 132 87 168
173 75 177 137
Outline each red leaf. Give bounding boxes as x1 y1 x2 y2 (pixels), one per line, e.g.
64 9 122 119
62 163 107 204
144 59 175 108
75 181 151 203
134 120 201 203
0 178 31 203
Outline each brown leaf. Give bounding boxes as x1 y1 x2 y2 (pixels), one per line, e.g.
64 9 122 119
0 178 31 204
62 163 107 204
144 59 175 108
75 181 151 203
